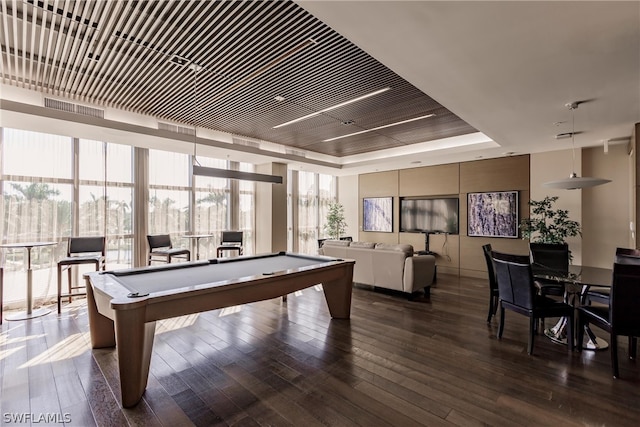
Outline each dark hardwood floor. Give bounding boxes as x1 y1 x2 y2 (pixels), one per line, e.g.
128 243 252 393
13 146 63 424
2 274 640 426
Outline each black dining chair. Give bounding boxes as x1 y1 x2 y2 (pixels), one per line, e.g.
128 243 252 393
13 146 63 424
147 234 191 265
482 244 499 323
529 242 569 297
584 247 640 306
57 236 106 314
577 262 640 378
492 250 574 355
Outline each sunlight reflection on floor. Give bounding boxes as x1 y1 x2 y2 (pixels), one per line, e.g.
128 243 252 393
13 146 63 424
19 331 91 368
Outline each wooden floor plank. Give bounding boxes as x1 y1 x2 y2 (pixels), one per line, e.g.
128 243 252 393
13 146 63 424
2 273 640 426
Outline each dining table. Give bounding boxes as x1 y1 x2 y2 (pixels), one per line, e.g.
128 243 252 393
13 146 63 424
533 263 612 350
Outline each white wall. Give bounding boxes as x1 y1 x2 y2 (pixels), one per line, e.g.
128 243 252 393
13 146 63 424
338 175 359 239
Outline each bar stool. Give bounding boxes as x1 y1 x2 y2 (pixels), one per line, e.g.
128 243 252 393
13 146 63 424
147 234 191 265
57 236 106 314
216 231 243 258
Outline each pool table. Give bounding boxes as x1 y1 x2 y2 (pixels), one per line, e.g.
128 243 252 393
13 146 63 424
84 252 354 407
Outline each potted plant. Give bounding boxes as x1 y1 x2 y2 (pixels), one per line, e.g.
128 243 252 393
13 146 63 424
323 202 347 240
519 196 581 244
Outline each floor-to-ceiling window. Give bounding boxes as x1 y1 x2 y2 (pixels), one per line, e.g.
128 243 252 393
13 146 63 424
289 170 337 254
192 156 230 258
0 129 135 305
1 129 73 304
0 127 328 307
79 139 133 269
148 149 191 250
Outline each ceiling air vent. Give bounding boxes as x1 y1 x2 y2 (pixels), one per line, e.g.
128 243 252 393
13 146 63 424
285 148 307 158
232 137 261 149
158 122 195 136
44 98 105 118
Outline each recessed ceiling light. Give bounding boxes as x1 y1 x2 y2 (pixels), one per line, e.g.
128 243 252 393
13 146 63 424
342 120 354 125
323 113 436 142
273 87 391 129
274 95 285 102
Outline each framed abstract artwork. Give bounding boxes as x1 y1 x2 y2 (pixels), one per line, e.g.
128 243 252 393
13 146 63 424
467 191 518 238
363 197 393 232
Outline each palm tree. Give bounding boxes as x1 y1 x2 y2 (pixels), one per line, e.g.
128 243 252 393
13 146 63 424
10 182 60 200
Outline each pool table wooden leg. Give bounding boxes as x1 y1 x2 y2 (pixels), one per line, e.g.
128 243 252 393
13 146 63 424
86 283 116 348
114 308 156 408
322 265 354 319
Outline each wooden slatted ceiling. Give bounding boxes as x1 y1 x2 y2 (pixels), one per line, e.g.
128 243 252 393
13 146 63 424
0 0 476 157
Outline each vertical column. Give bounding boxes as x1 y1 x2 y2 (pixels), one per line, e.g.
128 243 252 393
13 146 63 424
634 123 639 249
230 161 240 231
255 163 287 253
290 170 298 252
133 147 149 267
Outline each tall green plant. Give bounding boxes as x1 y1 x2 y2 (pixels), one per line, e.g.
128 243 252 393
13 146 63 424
323 202 347 239
519 196 581 243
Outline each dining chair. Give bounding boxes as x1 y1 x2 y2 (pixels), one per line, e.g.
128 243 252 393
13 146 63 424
57 236 106 314
482 244 499 323
577 262 640 378
584 247 640 306
492 250 574 355
529 242 569 297
147 234 191 265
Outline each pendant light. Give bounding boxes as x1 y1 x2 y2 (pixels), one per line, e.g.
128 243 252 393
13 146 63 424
543 102 611 190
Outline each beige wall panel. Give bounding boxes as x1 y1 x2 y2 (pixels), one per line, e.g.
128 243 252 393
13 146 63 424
359 170 398 197
460 236 529 276
460 269 490 280
582 145 631 267
428 234 459 269
358 231 397 244
358 155 532 277
399 232 425 251
399 163 459 196
460 155 529 193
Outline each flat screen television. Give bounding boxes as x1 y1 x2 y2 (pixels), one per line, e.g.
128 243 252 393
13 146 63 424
363 197 393 232
399 197 459 234
467 191 519 238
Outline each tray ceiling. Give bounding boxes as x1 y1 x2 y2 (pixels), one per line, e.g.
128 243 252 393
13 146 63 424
0 0 476 157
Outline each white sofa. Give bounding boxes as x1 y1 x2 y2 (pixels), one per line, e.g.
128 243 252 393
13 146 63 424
319 240 436 297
